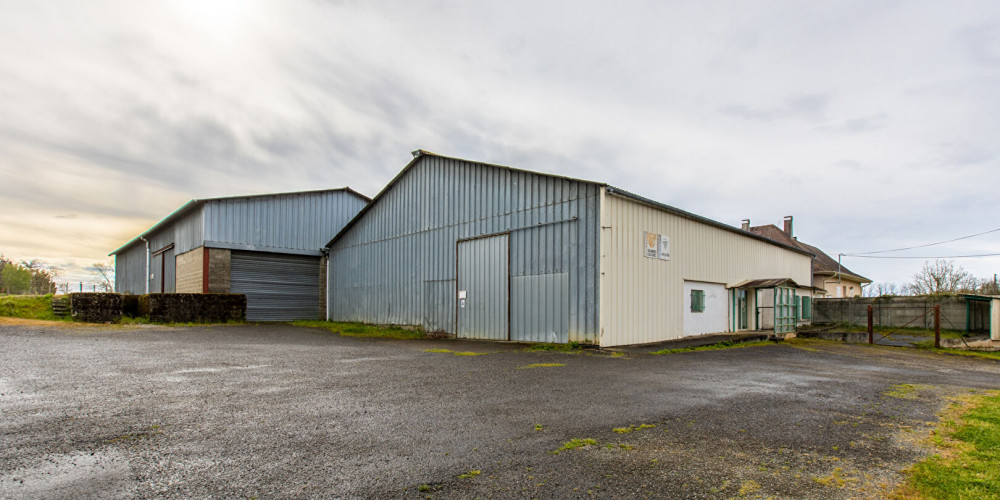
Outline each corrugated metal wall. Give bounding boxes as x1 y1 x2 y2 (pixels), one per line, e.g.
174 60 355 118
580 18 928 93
204 191 367 254
456 235 509 340
230 251 320 321
599 191 814 347
328 155 601 343
113 208 203 294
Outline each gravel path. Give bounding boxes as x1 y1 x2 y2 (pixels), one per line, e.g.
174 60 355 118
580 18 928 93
1 320 997 499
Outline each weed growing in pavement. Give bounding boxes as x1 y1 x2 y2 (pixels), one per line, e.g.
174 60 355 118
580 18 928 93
424 348 489 356
457 470 481 479
650 340 772 355
884 384 935 399
552 438 598 454
518 363 566 369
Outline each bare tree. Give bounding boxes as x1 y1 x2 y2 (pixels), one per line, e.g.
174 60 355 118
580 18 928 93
908 260 978 295
93 261 115 292
867 282 900 297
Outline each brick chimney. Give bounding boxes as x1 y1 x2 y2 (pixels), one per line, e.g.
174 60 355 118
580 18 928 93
741 219 750 231
783 216 793 237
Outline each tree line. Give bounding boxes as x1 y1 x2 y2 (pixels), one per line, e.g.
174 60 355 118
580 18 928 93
0 255 115 295
0 256 60 295
866 259 999 297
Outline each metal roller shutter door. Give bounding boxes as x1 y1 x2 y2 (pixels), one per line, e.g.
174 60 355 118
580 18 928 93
230 251 320 321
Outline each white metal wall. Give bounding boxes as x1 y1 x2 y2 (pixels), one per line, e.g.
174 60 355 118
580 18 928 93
599 191 814 347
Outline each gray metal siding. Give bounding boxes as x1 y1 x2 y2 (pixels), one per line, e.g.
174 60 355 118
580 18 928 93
457 235 509 340
203 191 366 254
329 155 601 343
113 207 203 294
114 244 147 294
230 251 320 321
511 273 568 343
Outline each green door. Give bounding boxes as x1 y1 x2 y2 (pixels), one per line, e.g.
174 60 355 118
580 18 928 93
774 287 797 334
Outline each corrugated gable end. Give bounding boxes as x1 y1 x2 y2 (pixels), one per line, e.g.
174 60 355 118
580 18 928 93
326 153 601 344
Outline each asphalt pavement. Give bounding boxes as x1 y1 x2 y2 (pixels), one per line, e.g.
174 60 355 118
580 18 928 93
1 319 998 499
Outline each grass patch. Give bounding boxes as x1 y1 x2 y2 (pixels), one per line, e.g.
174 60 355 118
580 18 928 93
519 363 566 369
457 470 481 479
0 294 70 322
424 348 489 356
292 321 426 340
885 384 936 400
898 390 1000 499
915 345 1000 362
524 342 583 352
801 324 966 339
552 438 598 454
650 340 772 355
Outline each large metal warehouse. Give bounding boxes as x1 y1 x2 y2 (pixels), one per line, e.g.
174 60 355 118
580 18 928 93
325 151 816 347
111 188 369 321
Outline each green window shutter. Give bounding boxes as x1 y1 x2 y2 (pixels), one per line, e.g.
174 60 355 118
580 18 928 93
691 290 705 313
802 296 812 319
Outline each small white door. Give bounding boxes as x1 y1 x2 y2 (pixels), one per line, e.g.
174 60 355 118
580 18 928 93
683 281 727 337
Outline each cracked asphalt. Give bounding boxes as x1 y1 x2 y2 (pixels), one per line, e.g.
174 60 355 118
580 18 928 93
1 319 998 499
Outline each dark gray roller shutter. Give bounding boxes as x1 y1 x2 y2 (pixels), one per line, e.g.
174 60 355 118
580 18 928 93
230 251 320 321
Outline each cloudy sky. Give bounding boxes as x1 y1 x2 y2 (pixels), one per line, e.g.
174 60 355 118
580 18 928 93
1 0 999 288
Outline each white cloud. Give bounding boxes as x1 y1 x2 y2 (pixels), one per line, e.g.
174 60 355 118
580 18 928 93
0 0 998 286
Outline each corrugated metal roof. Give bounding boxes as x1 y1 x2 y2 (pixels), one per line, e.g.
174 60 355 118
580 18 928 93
110 187 370 256
730 278 808 289
325 150 813 258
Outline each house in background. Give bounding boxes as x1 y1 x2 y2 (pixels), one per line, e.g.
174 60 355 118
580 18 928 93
744 216 872 298
110 188 369 321
324 150 816 347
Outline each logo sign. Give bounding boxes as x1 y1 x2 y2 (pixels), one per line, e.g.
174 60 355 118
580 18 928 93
643 232 671 260
644 232 658 258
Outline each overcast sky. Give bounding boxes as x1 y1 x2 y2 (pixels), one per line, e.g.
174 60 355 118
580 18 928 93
1 0 999 288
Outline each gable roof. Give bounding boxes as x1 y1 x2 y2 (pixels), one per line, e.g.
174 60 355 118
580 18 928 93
325 150 812 258
747 224 871 283
110 187 370 256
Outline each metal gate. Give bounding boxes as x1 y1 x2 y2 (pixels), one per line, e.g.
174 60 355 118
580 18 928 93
230 251 320 321
456 234 509 340
774 287 797 334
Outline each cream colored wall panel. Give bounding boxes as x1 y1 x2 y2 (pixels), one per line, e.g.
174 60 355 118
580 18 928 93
599 192 813 347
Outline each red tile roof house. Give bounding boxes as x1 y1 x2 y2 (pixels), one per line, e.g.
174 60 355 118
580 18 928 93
744 216 871 298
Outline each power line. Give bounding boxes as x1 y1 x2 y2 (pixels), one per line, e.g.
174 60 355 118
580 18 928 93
845 227 1000 256
845 253 1000 259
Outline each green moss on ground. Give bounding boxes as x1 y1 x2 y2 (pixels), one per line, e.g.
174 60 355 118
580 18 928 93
293 320 426 340
650 340 772 355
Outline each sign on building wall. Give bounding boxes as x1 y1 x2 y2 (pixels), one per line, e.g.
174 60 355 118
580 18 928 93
643 232 671 261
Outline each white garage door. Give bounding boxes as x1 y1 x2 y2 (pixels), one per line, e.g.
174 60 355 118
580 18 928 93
683 281 728 337
230 251 320 322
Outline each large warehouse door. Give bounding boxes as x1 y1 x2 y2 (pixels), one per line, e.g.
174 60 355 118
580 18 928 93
230 251 320 322
457 235 509 340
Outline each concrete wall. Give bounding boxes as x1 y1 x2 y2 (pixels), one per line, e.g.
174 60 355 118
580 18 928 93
206 248 231 293
813 296 974 331
175 247 203 293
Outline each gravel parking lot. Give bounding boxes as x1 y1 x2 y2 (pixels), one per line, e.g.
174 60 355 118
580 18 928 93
1 319 998 499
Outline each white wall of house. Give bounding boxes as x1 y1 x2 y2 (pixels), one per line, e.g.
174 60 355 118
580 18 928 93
598 190 814 347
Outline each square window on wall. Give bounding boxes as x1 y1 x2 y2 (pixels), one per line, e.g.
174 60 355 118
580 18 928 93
690 289 705 313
